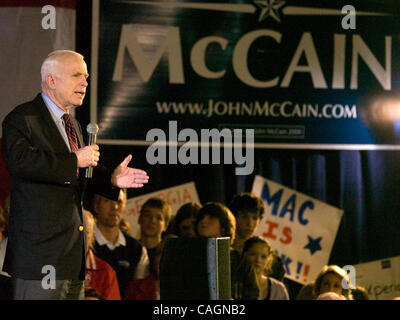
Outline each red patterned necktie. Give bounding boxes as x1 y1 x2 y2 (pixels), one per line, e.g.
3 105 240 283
63 113 79 152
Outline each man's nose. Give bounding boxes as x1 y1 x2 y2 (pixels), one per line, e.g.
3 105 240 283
81 76 88 87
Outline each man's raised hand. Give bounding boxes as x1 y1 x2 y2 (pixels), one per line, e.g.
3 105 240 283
111 154 149 188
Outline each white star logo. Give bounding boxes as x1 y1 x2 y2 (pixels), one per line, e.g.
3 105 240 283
254 0 286 23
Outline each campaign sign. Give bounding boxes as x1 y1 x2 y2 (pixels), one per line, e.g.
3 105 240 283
354 255 400 300
252 175 343 284
91 0 400 149
124 182 200 239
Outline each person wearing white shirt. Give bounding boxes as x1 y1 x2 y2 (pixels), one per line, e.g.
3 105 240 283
83 173 150 299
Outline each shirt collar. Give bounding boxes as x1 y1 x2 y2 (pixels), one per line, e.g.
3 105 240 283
41 92 66 121
94 224 126 250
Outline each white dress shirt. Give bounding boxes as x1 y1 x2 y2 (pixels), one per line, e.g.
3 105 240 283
41 92 72 151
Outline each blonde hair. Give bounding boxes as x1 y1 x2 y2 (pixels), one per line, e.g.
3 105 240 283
41 50 84 84
83 209 95 250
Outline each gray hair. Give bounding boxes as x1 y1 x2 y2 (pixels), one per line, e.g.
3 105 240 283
40 50 84 84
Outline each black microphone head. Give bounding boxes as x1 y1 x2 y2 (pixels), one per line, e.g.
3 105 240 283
86 123 99 134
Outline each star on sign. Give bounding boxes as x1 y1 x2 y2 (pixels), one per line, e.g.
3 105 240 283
254 0 286 23
304 235 323 255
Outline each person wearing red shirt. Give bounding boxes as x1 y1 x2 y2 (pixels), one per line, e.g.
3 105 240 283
84 210 121 300
124 236 175 300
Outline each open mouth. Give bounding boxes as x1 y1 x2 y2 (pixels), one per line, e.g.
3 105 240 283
75 91 85 97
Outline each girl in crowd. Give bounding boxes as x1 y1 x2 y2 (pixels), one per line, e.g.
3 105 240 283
240 236 289 300
313 265 353 300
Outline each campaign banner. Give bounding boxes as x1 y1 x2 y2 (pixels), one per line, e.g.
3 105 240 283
354 256 400 300
123 182 200 239
91 0 400 150
251 175 343 285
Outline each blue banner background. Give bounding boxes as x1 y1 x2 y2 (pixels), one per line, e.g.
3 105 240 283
92 0 400 148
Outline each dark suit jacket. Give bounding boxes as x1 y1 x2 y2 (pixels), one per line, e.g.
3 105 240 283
1 93 88 280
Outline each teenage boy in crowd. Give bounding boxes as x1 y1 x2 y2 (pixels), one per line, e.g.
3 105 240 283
138 198 172 267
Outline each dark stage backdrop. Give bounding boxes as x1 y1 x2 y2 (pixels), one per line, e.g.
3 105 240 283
93 144 400 267
75 0 400 297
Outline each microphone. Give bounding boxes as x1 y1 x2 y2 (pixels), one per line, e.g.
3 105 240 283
85 123 99 178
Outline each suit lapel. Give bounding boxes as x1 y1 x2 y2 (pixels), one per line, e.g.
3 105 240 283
34 94 70 153
35 94 86 151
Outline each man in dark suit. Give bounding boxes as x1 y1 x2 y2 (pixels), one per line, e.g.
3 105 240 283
1 50 149 299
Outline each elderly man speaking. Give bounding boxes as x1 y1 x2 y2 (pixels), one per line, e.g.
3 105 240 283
1 50 149 300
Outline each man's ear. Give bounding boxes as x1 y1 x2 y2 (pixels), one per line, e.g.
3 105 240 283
46 74 56 89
